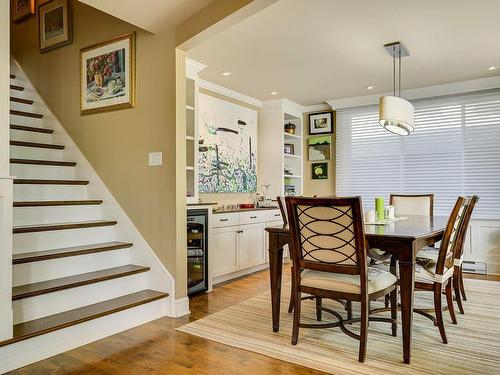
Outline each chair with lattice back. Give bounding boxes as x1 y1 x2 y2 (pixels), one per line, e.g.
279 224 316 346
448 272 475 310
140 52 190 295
286 196 398 362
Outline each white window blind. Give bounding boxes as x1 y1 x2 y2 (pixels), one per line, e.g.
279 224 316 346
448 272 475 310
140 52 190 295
336 91 500 219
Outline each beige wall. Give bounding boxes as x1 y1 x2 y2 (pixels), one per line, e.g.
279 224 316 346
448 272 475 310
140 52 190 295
302 110 336 197
197 88 261 207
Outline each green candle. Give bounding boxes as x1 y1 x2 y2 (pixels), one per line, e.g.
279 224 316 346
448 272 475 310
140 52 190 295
375 197 385 221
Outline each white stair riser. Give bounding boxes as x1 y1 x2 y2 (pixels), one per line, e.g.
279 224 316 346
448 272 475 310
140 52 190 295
14 226 117 253
14 184 88 201
13 205 102 226
11 164 75 180
10 129 53 144
1 298 168 374
13 248 132 286
10 145 64 160
13 272 148 324
9 101 38 112
9 114 43 128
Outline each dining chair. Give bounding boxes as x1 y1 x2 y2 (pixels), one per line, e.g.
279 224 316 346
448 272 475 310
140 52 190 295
390 193 434 216
417 195 478 314
286 196 397 362
375 196 469 344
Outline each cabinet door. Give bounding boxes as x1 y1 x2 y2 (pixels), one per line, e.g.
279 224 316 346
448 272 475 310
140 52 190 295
238 223 265 270
212 226 238 277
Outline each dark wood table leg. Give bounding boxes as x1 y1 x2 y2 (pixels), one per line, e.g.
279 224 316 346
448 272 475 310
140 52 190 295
398 258 415 364
269 233 284 333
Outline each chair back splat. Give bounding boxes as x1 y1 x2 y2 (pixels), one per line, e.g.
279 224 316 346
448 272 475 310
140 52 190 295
390 193 434 217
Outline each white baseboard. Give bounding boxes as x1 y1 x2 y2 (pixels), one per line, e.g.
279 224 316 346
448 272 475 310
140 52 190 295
213 263 269 285
174 297 190 318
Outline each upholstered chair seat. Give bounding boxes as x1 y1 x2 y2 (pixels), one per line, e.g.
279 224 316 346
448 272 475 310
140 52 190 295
417 247 464 267
301 267 397 294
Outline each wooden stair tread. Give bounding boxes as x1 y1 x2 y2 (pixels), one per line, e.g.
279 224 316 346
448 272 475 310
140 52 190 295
1 290 167 346
10 97 34 105
12 265 150 301
13 241 133 264
10 84 24 91
14 178 88 185
10 140 64 149
10 110 43 119
10 124 53 134
10 158 76 167
14 199 102 207
13 220 117 234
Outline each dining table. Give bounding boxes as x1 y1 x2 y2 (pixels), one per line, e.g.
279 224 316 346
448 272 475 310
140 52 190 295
265 215 448 364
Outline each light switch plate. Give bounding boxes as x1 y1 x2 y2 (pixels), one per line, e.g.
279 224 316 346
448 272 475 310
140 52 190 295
148 152 163 166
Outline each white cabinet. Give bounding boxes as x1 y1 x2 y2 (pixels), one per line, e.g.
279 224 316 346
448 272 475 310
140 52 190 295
238 223 265 269
212 226 238 277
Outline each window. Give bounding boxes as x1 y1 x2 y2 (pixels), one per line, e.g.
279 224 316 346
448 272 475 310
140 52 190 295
336 91 500 219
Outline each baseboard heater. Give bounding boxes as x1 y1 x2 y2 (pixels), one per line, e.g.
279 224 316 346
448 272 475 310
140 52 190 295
462 260 487 275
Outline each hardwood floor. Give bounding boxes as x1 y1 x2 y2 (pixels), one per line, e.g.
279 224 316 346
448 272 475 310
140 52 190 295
8 267 498 374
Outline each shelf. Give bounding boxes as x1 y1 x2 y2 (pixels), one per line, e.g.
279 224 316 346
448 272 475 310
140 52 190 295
284 132 301 139
186 166 194 171
186 136 194 141
284 175 301 179
284 154 301 159
186 105 194 111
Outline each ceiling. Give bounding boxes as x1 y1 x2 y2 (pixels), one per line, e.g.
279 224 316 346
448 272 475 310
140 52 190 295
188 0 500 106
79 0 213 33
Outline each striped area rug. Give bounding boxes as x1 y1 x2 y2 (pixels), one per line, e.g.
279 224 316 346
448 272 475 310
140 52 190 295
177 279 500 374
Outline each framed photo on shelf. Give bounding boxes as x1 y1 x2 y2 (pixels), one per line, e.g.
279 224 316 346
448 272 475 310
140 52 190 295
38 0 72 53
308 135 331 161
80 33 136 115
12 0 35 23
284 143 295 155
309 111 333 135
312 162 328 180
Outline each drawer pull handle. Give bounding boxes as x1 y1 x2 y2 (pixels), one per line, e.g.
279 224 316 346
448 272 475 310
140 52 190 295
275 214 280 217
220 218 228 222
237 230 243 233
250 216 257 219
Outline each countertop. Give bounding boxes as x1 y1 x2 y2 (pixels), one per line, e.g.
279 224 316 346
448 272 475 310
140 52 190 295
213 206 279 214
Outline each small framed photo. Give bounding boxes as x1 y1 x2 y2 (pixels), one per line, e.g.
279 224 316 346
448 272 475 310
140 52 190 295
12 0 35 23
80 33 136 115
309 111 334 135
38 0 72 53
308 135 331 161
284 143 295 155
312 162 328 180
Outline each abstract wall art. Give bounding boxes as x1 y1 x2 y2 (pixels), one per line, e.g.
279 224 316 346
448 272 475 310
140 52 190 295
198 93 257 193
308 135 331 161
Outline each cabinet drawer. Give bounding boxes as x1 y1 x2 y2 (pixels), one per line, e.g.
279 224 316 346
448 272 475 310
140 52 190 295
265 209 282 222
213 212 239 228
239 211 267 225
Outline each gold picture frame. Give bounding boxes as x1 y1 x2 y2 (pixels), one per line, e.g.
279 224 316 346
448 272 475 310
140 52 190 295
12 0 35 23
38 0 73 53
80 33 136 115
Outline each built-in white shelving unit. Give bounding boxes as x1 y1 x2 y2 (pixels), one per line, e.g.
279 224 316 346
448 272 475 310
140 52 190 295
260 99 304 199
185 58 206 204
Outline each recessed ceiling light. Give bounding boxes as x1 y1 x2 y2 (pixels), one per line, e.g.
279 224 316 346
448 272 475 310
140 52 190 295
488 66 497 71
270 91 278 96
220 71 232 76
365 85 375 90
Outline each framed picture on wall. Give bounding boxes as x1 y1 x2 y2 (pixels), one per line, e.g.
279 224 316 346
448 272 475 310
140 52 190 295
312 162 328 180
309 111 333 135
38 0 73 53
80 33 136 115
12 0 35 23
308 135 331 160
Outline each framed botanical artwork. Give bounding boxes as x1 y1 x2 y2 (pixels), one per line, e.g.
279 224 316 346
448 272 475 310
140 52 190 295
12 0 35 23
284 143 295 155
38 0 72 53
309 111 334 135
312 162 328 180
80 33 136 115
308 135 331 161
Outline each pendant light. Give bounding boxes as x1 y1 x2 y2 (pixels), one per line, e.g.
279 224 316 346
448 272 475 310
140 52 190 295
379 42 414 135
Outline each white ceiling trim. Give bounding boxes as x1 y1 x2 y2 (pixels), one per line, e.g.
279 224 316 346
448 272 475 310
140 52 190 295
199 79 264 108
303 103 332 113
327 76 500 110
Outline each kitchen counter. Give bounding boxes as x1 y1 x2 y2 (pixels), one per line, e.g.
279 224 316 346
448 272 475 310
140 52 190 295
213 206 279 214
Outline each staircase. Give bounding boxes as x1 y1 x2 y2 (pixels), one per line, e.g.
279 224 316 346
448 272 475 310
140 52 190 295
0 64 174 372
